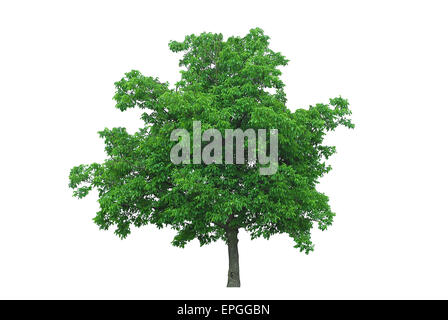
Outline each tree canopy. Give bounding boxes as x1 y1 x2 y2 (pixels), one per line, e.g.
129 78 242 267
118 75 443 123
69 28 354 277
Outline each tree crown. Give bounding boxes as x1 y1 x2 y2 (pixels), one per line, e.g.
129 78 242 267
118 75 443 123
69 28 354 253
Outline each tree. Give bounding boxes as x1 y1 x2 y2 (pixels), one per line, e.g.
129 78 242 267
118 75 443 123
69 28 354 287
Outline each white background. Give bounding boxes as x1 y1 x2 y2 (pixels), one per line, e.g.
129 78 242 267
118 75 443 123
1 0 447 299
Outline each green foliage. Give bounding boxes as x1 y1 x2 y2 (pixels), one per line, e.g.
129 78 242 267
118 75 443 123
69 28 353 253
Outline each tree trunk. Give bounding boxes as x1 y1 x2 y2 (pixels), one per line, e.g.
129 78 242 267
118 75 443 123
226 228 240 287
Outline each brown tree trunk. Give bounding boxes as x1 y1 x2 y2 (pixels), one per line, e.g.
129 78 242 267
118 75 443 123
226 228 240 287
